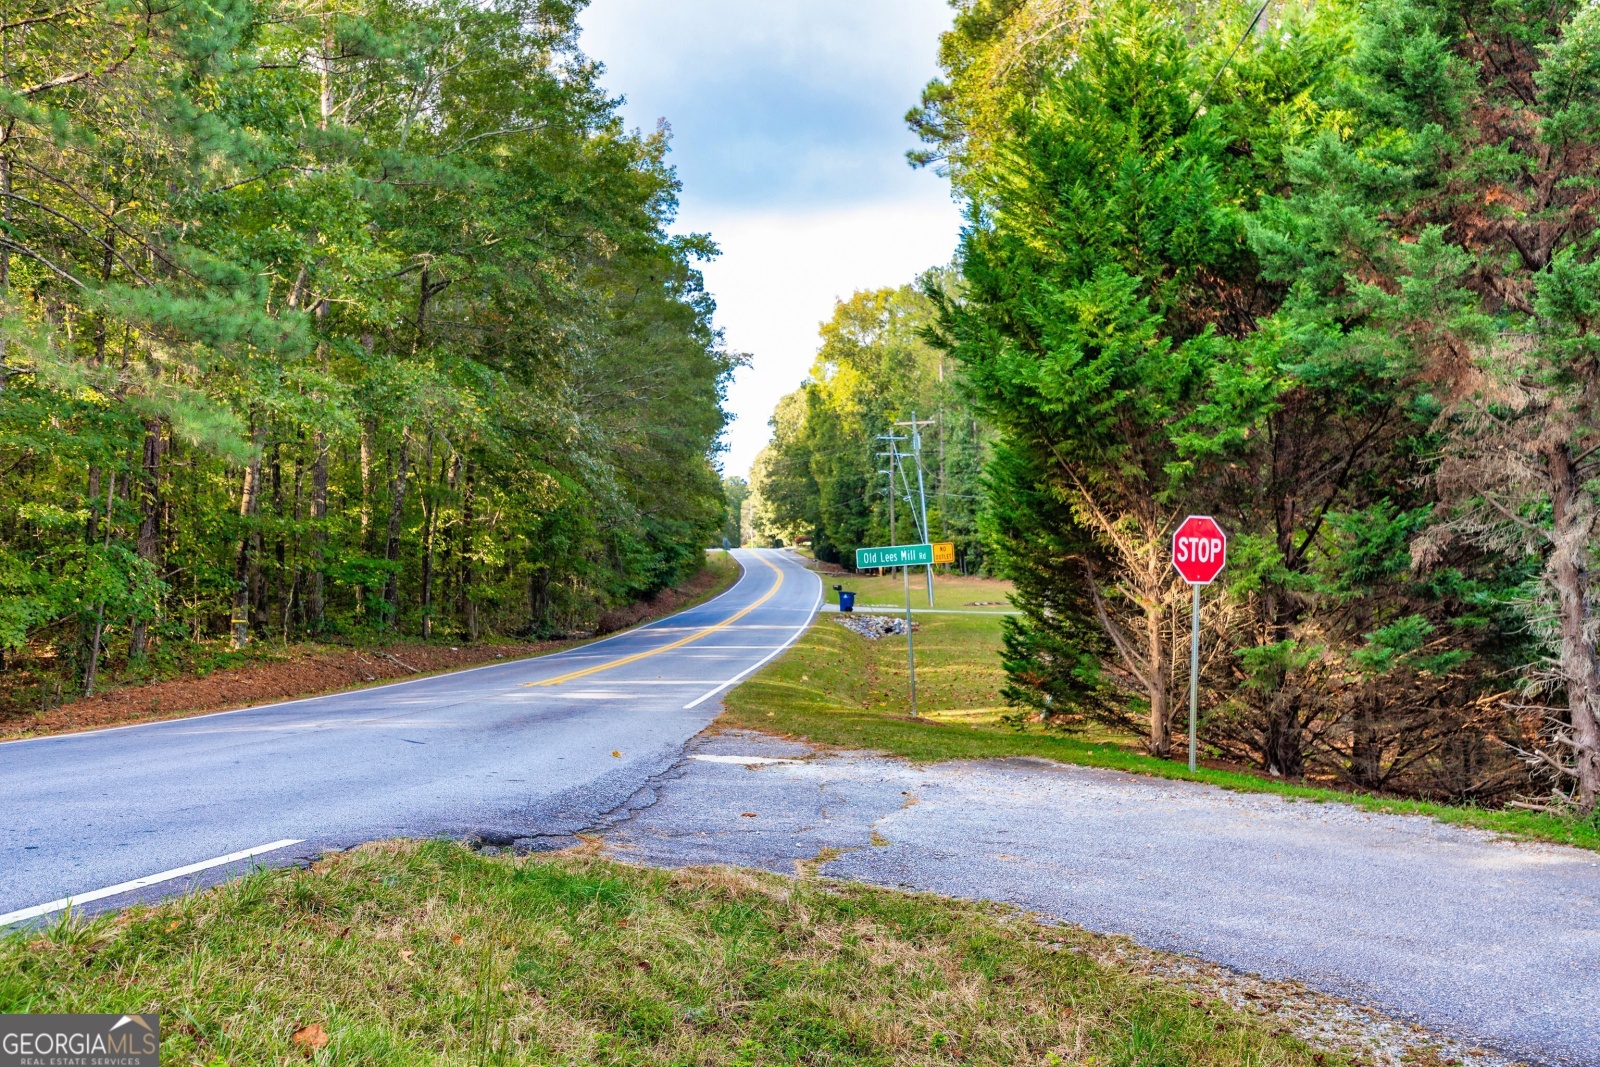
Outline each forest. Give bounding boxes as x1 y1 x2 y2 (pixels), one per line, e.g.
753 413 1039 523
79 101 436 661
0 0 737 695
745 275 992 573
754 0 1600 813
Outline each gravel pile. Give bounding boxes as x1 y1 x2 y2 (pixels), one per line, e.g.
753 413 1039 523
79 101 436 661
833 614 915 639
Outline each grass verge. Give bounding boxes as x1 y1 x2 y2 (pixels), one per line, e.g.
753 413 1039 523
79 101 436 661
0 840 1346 1066
720 609 1600 853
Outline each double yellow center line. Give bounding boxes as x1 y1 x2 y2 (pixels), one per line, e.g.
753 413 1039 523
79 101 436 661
520 554 784 688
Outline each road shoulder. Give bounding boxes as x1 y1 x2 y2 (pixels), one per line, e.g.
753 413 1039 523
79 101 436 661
602 729 1582 1067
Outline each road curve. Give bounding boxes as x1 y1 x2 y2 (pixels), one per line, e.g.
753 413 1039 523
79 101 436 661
0 548 821 925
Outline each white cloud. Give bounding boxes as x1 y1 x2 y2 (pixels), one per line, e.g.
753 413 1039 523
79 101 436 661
580 0 953 208
688 195 963 478
577 0 961 479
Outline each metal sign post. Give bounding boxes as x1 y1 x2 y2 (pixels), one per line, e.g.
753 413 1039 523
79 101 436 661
903 557 916 717
855 542 955 719
1188 584 1200 772
1171 515 1227 772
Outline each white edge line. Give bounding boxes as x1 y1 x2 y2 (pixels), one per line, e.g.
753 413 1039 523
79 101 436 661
683 563 825 710
0 552 763 749
0 838 305 928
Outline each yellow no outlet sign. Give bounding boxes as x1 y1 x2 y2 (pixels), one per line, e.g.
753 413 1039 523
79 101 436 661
932 541 956 564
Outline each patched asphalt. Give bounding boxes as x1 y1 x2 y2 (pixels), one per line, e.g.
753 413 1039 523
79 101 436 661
605 731 1600 1067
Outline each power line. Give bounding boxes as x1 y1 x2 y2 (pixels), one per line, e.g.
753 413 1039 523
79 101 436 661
1177 0 1272 137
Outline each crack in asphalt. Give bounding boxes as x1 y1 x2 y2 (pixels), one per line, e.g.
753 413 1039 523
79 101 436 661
599 730 1597 1067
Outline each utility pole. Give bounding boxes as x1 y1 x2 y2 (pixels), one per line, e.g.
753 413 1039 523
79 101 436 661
894 415 937 606
875 431 918 717
875 431 908 549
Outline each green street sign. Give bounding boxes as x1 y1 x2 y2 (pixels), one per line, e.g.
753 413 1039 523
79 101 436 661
856 543 934 568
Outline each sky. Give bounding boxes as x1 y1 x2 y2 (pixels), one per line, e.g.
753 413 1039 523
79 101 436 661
578 0 964 479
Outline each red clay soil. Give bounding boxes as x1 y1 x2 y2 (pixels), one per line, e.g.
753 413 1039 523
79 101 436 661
0 560 738 743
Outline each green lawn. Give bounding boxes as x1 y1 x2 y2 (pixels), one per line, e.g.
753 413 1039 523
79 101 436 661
0 840 1346 1066
825 572 1015 612
722 608 1600 853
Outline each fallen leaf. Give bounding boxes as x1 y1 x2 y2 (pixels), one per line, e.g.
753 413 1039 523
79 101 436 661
636 959 652 972
740 812 757 818
615 920 629 928
291 1023 329 1052
400 949 415 963
450 934 463 944
612 750 621 758
1190 999 1203 1007
26 939 48 952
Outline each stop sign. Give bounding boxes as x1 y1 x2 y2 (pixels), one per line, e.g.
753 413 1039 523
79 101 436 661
1172 515 1227 585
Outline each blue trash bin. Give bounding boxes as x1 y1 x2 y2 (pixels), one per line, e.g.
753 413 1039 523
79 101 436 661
838 590 856 612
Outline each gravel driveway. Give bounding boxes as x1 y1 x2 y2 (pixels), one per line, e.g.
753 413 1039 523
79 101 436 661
603 731 1600 1067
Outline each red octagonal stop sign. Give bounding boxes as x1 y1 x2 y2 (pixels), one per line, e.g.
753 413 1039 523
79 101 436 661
1172 515 1227 585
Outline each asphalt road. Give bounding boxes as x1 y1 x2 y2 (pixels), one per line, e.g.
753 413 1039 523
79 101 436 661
0 548 820 926
609 732 1600 1067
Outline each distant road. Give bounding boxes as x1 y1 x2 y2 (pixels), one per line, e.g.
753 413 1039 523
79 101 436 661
0 549 821 926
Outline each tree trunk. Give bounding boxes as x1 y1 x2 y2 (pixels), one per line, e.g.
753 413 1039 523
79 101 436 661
439 453 459 631
1145 601 1171 758
307 429 328 631
231 423 267 649
382 432 411 627
359 418 376 550
1255 581 1309 777
266 440 283 635
82 473 116 694
460 459 478 640
307 282 331 631
416 267 430 349
356 416 376 618
1263 688 1307 778
1545 441 1600 809
89 211 115 366
128 419 163 661
320 16 335 131
0 144 12 389
529 570 551 634
1348 692 1385 790
1085 553 1175 757
419 435 436 639
86 464 101 544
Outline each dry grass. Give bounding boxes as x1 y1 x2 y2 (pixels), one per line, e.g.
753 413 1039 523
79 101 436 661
0 840 1345 1066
